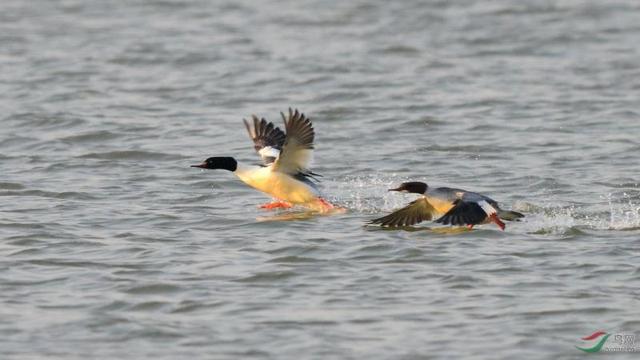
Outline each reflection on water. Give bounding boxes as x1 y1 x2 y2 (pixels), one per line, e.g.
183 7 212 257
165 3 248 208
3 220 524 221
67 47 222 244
256 207 347 222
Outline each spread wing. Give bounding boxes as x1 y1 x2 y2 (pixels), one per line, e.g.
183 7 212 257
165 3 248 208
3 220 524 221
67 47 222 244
435 198 495 226
243 115 286 165
272 108 315 175
369 197 437 227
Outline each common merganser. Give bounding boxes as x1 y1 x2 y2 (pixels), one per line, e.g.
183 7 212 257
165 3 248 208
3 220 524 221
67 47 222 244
191 108 335 212
369 181 523 230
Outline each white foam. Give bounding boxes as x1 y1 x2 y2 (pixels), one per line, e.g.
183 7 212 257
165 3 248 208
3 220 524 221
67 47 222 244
322 173 422 213
604 192 640 230
513 194 640 235
322 177 640 234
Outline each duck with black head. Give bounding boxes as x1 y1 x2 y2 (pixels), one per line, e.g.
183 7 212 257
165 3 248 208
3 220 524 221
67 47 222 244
191 108 335 212
369 181 523 230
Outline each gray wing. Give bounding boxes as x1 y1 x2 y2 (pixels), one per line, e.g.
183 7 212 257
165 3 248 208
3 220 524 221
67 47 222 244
369 197 437 227
243 115 286 165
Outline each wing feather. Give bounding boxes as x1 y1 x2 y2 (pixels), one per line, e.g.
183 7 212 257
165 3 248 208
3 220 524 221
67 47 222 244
272 108 315 174
243 115 286 164
435 199 488 226
369 198 437 227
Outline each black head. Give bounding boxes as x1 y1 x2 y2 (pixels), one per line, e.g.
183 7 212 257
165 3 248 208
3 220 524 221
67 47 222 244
191 157 237 171
389 181 428 194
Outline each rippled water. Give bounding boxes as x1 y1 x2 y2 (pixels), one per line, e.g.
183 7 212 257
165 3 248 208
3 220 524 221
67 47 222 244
2 1 640 359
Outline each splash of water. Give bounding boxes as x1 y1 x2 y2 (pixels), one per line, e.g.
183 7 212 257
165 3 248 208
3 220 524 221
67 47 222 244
323 176 640 234
604 192 640 230
512 193 640 235
323 173 423 213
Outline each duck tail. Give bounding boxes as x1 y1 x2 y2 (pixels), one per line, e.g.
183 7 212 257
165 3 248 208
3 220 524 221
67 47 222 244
497 210 525 221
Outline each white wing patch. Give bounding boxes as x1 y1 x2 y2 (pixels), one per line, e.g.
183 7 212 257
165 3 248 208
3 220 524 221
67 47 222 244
258 146 280 160
478 200 497 216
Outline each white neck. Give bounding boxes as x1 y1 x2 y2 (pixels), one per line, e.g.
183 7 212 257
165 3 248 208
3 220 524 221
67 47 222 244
232 161 265 182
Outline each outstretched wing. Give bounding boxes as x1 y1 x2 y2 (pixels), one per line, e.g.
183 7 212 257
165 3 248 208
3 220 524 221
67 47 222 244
243 115 286 165
369 198 437 227
435 198 495 226
272 108 315 175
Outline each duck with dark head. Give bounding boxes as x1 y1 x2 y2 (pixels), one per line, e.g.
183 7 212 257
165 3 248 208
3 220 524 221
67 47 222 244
370 181 523 230
191 157 238 172
191 108 336 212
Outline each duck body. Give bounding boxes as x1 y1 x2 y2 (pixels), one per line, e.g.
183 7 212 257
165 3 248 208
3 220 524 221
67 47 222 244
423 187 466 213
192 108 335 212
234 164 320 205
370 181 523 230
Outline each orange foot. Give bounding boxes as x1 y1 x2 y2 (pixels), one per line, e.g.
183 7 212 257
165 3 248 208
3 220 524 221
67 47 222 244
489 214 505 231
467 224 474 230
314 198 348 213
259 201 292 210
317 198 334 211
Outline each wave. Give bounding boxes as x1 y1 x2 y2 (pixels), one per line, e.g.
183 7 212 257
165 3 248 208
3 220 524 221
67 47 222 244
77 150 184 161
